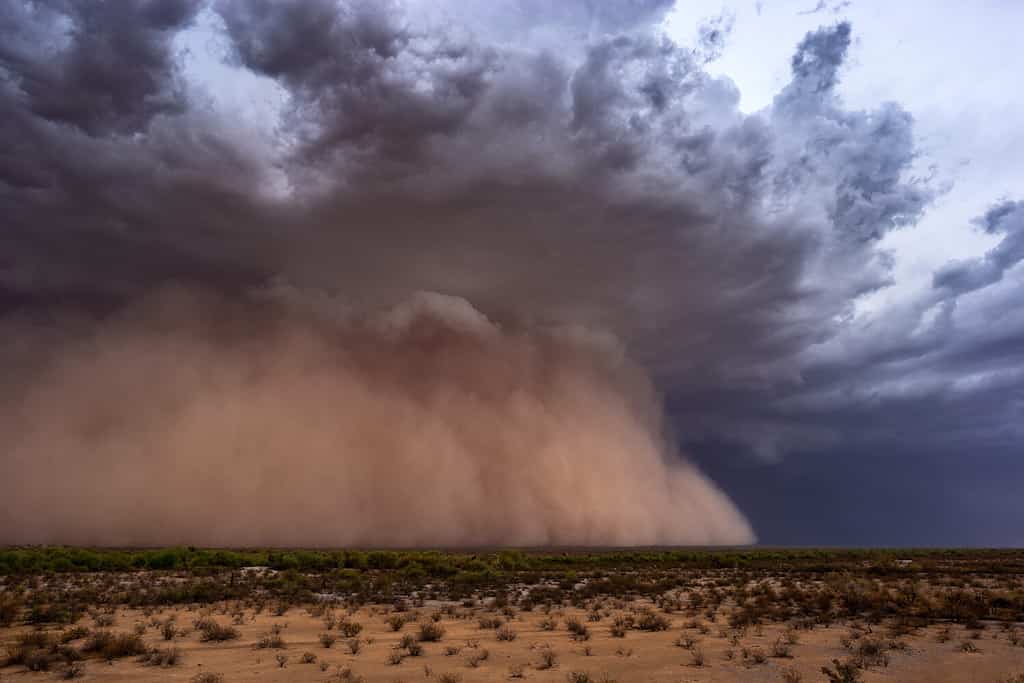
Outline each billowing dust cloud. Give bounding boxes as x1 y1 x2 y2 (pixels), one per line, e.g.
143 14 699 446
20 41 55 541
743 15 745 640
0 287 753 547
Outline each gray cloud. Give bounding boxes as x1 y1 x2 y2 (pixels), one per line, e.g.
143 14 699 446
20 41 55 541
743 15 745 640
933 200 1024 295
0 1 1020 544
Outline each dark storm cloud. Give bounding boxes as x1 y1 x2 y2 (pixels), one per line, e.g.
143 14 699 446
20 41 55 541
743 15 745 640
0 1 1021 544
0 0 202 136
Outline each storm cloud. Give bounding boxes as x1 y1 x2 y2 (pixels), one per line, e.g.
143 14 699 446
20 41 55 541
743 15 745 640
0 0 1020 545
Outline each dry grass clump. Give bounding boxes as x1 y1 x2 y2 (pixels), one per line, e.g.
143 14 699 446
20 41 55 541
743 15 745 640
0 596 21 627
537 646 559 669
195 618 240 642
190 673 225 683
319 632 337 648
636 610 671 631
61 625 90 643
780 666 803 682
566 617 591 641
741 645 767 665
418 621 445 642
771 635 794 658
466 647 490 667
478 616 503 629
138 646 182 666
338 619 363 638
58 661 85 679
496 624 517 641
821 658 863 683
256 632 286 649
388 614 407 631
161 620 177 640
675 634 699 650
92 612 115 628
566 672 616 683
81 630 147 660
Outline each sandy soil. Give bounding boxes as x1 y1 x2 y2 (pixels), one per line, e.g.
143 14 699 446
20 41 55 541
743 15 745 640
3 603 1023 682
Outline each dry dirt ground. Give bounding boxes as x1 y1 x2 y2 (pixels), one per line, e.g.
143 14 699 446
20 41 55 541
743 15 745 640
3 602 1023 682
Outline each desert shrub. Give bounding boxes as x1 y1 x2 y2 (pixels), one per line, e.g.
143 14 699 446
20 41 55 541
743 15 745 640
190 673 225 683
538 647 559 669
466 648 490 667
275 653 288 667
387 651 404 665
540 616 558 631
821 658 862 683
566 672 615 683
771 636 793 658
437 673 462 683
197 619 239 642
444 645 461 656
161 621 177 640
566 617 590 641
82 631 147 660
301 651 317 664
61 625 91 643
780 667 803 682
496 624 517 641
636 611 670 631
4 630 52 666
0 596 21 626
676 634 698 650
418 622 445 642
510 663 526 677
997 675 1024 683
336 665 365 682
742 646 767 665
256 633 286 649
959 640 981 653
59 662 86 679
139 646 182 667
853 638 889 667
338 620 363 638
388 615 407 631
347 638 362 654
93 613 115 628
690 647 706 667
319 632 336 648
478 616 503 629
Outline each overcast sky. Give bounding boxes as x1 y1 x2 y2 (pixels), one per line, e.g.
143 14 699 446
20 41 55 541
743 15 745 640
1 0 1021 546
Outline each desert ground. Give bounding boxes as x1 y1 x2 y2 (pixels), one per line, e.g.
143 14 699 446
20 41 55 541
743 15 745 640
2 549 1023 682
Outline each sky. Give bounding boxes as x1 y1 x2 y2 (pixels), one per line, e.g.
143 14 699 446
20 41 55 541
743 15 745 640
0 0 1021 547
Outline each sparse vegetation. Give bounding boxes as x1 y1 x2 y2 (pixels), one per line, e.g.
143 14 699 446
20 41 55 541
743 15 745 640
0 547 1022 680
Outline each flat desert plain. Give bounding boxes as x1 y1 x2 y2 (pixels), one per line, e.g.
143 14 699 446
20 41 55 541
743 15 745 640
2 549 1024 682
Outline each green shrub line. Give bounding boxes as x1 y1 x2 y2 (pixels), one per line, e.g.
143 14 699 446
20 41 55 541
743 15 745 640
2 547 1023 577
